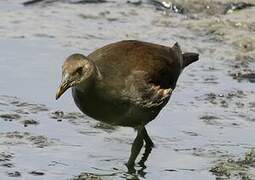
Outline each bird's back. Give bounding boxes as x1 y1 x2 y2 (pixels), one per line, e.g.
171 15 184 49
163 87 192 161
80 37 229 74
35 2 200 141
88 40 181 97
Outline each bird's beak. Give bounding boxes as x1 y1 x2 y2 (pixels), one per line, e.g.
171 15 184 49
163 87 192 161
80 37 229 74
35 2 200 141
56 75 71 100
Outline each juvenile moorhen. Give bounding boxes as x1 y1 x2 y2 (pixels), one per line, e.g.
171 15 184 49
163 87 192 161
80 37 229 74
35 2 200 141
56 40 198 169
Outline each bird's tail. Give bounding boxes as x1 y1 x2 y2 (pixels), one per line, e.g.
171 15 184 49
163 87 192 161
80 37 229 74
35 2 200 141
182 52 199 68
172 43 199 69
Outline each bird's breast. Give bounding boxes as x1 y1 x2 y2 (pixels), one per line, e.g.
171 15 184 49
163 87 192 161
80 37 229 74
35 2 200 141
72 87 128 124
71 86 156 127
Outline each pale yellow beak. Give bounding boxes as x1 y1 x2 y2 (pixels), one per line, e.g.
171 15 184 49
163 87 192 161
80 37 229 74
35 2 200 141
56 72 73 100
56 79 71 100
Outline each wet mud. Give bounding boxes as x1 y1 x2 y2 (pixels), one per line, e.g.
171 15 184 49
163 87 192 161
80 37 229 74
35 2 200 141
0 0 255 179
210 149 255 179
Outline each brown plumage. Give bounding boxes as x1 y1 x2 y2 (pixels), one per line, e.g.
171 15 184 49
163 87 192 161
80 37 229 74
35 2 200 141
56 40 199 169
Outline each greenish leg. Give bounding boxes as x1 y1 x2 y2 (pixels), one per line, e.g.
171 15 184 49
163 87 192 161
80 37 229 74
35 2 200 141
143 127 154 148
138 127 154 167
126 127 154 172
126 127 144 172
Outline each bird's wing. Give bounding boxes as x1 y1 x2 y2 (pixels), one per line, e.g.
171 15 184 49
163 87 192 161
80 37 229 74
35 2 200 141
121 71 172 108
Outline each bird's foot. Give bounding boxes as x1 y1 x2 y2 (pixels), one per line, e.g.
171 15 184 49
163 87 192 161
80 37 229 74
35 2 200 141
125 162 136 174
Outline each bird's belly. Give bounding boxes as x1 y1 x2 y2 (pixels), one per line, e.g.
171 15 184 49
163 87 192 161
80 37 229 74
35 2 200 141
72 88 149 127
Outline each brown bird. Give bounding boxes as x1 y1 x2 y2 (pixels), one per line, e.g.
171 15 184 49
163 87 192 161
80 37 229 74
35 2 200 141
56 40 198 169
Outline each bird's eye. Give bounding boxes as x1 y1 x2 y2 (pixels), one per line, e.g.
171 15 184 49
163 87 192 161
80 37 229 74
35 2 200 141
75 67 83 76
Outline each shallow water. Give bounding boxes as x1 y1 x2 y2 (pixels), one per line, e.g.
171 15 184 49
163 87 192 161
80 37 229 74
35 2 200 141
0 0 255 179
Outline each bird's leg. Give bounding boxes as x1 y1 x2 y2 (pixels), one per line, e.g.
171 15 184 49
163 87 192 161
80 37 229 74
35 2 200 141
126 127 144 172
138 127 154 167
143 127 154 148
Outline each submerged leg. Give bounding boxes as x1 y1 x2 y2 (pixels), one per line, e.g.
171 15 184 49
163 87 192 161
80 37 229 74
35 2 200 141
126 127 144 171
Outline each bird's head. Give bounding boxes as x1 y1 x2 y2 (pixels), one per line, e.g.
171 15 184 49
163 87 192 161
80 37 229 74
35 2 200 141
56 54 94 100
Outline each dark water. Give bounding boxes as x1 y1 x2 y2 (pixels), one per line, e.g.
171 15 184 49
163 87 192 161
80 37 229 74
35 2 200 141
0 0 255 179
